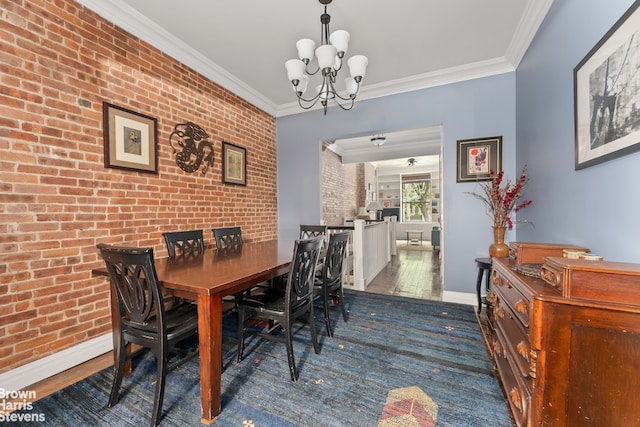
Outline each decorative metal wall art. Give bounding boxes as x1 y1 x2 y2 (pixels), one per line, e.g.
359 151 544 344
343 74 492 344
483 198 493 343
169 122 214 175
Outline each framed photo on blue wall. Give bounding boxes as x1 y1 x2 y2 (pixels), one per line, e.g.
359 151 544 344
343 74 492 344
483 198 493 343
574 1 640 169
456 136 502 182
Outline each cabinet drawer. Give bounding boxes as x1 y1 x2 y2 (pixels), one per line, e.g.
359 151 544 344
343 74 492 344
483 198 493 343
494 295 532 380
493 270 532 328
493 332 531 427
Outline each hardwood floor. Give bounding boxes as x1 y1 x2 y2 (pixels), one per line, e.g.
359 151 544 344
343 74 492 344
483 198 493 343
365 240 442 300
13 242 441 409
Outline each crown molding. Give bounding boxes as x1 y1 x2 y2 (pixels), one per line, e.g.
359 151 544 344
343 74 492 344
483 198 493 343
78 0 553 119
505 0 555 67
76 0 277 116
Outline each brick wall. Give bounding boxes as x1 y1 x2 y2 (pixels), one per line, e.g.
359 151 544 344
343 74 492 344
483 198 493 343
321 147 358 225
0 0 277 374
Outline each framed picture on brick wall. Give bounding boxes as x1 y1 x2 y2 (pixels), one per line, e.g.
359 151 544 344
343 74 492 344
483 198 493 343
102 102 158 173
222 141 246 185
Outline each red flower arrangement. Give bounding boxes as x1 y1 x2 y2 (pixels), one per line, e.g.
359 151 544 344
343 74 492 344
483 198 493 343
468 166 532 229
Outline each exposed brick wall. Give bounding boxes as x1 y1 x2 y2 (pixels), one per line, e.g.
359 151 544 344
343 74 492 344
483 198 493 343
356 163 376 209
321 147 358 225
0 0 277 374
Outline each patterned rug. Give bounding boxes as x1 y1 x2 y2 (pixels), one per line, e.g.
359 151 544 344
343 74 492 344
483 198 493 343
12 292 511 426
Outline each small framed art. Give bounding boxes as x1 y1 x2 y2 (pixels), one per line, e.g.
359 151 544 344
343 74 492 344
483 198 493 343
222 142 246 185
102 102 158 173
456 136 502 182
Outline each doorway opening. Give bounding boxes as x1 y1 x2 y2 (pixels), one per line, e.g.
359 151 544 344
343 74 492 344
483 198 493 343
320 125 443 301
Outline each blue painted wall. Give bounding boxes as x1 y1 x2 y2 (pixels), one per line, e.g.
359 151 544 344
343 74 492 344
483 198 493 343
277 0 640 296
277 74 516 295
516 0 640 262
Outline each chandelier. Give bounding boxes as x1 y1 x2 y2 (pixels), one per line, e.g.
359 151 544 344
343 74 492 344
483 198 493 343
285 0 368 115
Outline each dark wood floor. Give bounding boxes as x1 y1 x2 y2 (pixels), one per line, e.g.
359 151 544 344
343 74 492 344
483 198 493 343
365 240 442 300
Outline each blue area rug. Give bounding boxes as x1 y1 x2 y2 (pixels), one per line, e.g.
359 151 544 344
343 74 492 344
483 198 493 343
15 291 511 426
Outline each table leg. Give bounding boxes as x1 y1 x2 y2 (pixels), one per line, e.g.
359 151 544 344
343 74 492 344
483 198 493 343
197 294 223 425
476 267 484 314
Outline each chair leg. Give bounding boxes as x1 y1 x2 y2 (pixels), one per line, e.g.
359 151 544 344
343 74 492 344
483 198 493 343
108 336 126 408
338 287 348 322
236 308 245 363
150 351 168 427
308 304 320 355
323 293 333 338
284 321 297 382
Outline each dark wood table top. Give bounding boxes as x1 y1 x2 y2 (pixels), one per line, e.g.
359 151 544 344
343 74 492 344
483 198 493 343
93 239 295 297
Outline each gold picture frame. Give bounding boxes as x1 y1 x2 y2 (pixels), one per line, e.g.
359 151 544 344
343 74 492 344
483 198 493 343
222 142 246 185
102 102 158 173
456 136 502 182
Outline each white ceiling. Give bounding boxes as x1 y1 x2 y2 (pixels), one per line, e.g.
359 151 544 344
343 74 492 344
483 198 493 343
77 0 554 118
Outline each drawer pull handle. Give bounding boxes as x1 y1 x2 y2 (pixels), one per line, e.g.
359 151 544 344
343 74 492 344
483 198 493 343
509 388 522 411
495 307 506 319
540 266 559 287
515 299 528 315
516 341 529 361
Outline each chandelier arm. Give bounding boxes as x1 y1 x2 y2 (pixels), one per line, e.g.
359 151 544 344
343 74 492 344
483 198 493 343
331 58 343 75
296 91 323 107
332 98 356 111
305 64 321 76
332 90 358 102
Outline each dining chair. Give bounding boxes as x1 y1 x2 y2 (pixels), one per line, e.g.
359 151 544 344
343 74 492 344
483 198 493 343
96 244 199 427
162 229 206 308
299 224 328 240
162 229 205 256
300 224 329 267
212 226 271 305
314 231 350 337
236 236 324 381
212 226 243 249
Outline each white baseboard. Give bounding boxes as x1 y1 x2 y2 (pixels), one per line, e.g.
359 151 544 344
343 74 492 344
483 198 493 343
0 333 113 392
442 291 476 306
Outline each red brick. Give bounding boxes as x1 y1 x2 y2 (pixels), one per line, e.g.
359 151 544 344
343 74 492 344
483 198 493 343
0 0 277 375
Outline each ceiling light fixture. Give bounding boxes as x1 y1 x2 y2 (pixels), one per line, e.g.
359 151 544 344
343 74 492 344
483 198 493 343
408 158 417 167
285 0 368 115
371 134 386 147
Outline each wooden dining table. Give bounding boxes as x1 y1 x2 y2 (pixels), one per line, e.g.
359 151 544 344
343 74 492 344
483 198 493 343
93 239 294 424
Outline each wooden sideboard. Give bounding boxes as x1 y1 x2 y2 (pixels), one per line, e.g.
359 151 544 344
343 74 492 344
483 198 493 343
490 256 640 426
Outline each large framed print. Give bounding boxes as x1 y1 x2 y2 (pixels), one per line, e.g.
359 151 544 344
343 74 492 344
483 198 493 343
574 1 640 170
456 136 502 183
102 102 158 173
222 142 247 185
